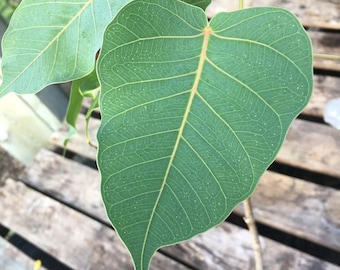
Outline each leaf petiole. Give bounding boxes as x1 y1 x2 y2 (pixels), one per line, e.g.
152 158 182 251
239 0 244 10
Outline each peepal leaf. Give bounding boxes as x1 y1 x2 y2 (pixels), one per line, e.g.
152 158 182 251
0 0 130 97
97 0 313 269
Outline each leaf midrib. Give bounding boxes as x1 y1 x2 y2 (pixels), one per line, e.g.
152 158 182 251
1 0 93 93
140 26 212 268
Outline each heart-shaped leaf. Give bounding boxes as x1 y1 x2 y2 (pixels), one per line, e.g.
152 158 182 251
97 0 313 269
0 0 130 97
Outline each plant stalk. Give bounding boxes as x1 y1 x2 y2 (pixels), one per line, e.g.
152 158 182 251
239 0 244 10
313 53 340 61
243 198 263 270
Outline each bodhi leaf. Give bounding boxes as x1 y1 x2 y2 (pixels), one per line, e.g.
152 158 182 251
0 0 130 97
97 0 313 269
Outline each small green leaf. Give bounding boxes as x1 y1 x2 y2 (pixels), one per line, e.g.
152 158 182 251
97 0 313 269
64 67 99 147
0 0 19 23
0 0 130 97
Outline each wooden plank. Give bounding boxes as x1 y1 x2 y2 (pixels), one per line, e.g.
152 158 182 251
310 30 340 73
309 31 340 57
207 0 340 28
0 236 46 270
0 179 190 270
22 149 340 254
163 222 339 270
305 75 340 118
278 118 340 178
0 145 24 185
3 178 338 270
234 170 340 251
314 61 340 75
21 149 106 222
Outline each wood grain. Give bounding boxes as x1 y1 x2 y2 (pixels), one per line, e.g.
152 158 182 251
163 222 339 270
0 179 190 270
234 170 340 251
278 119 340 177
305 75 340 118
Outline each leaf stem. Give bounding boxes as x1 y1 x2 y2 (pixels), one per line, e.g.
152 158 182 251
239 0 244 9
243 198 263 270
314 53 340 61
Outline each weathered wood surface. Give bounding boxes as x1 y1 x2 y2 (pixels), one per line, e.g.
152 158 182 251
310 31 340 57
21 149 105 223
0 179 190 270
235 170 340 251
163 222 340 270
0 237 46 270
207 0 340 27
21 149 340 254
1 177 338 270
305 75 340 118
277 118 340 178
0 145 23 185
309 30 340 73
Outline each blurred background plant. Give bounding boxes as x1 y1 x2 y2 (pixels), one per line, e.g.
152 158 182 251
0 0 20 23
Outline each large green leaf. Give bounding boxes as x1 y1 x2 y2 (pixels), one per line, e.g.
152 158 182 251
0 0 130 97
97 0 313 269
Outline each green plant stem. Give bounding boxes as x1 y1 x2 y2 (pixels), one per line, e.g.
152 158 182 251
239 0 244 9
314 53 340 61
243 198 263 270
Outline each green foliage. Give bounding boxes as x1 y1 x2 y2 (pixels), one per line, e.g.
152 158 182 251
0 0 130 97
0 0 313 269
97 1 312 269
64 67 100 146
0 0 20 23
